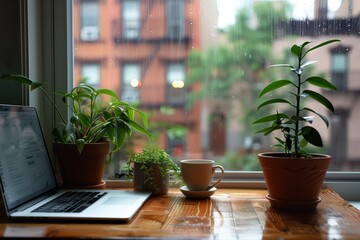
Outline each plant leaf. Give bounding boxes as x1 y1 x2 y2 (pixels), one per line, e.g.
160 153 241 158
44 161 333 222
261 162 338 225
305 76 337 90
258 80 293 98
257 99 293 110
303 39 340 57
267 64 294 68
255 125 282 135
301 126 323 147
291 44 301 57
302 90 335 112
303 107 330 127
252 113 289 124
96 88 119 100
300 61 317 69
75 139 85 154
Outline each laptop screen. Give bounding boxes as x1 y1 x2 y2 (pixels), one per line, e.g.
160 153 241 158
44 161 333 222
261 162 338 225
0 105 57 210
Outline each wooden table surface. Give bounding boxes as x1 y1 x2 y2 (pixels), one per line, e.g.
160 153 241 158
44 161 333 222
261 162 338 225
1 188 360 239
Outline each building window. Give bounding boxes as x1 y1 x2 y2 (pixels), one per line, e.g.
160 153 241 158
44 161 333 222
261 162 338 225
122 64 141 104
166 0 185 40
80 63 100 88
166 63 186 105
122 0 140 40
331 47 349 91
80 0 100 41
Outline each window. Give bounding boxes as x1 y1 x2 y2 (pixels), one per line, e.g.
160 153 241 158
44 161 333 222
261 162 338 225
80 63 100 88
166 63 186 105
28 0 360 199
122 64 141 104
72 0 360 174
330 47 349 91
166 0 185 40
80 0 100 41
122 0 140 40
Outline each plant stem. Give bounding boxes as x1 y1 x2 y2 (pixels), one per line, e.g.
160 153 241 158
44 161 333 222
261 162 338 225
39 86 67 124
294 56 302 157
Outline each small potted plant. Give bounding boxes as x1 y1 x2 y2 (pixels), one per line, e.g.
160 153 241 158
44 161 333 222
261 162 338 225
126 145 181 195
253 39 340 210
0 74 151 188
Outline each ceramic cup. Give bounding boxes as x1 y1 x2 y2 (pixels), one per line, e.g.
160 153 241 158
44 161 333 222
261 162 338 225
180 159 225 191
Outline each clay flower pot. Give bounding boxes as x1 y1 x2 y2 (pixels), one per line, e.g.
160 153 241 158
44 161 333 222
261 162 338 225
258 152 331 211
133 162 169 195
53 142 109 189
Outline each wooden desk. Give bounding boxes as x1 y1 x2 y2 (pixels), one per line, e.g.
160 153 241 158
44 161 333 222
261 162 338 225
1 188 360 239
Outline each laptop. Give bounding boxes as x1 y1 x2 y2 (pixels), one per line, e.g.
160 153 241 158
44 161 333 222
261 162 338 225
0 104 151 221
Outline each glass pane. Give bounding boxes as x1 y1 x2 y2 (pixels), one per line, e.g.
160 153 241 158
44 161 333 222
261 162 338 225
81 63 100 87
122 0 140 39
332 54 347 72
73 0 360 178
122 64 141 103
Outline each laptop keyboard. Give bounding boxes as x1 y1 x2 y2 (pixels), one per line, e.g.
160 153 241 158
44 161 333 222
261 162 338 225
32 191 107 213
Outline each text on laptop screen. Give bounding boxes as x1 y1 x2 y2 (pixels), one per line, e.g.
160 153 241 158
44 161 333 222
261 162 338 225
0 105 57 210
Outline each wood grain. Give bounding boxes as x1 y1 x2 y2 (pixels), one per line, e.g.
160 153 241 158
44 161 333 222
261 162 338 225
1 188 360 239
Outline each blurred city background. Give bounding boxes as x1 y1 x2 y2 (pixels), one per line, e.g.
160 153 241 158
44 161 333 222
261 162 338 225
72 0 360 177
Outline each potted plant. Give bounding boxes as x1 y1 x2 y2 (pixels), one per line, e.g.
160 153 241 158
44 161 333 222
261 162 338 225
253 39 340 210
0 74 151 188
126 145 181 195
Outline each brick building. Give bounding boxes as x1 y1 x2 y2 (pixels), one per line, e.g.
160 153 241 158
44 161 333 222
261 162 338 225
73 0 204 162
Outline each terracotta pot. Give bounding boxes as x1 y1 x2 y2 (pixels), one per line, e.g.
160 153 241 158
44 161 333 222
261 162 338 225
53 142 109 188
133 162 169 195
258 152 331 211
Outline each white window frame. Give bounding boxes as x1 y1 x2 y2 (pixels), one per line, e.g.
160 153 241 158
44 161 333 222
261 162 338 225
26 0 360 200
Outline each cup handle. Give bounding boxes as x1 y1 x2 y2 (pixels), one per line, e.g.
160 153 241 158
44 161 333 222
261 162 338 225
209 165 224 189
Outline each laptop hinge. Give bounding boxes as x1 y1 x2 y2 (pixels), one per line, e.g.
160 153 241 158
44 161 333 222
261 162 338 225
10 190 58 213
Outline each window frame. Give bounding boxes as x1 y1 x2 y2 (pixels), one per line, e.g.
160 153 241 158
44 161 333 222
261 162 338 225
28 0 360 200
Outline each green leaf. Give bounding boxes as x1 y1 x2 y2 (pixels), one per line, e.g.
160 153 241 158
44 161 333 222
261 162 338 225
125 119 152 139
257 99 293 110
302 90 335 112
304 39 341 57
267 64 294 69
96 89 119 100
114 119 126 151
255 125 282 136
52 128 64 143
252 113 289 124
305 76 337 90
63 124 76 143
291 44 302 57
300 138 308 148
275 137 285 145
303 108 330 127
301 126 323 147
0 74 33 85
300 61 317 69
300 41 312 49
75 139 86 154
258 80 293 98
77 113 90 127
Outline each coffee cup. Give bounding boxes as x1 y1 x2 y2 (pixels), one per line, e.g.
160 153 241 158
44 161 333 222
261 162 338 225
180 159 224 191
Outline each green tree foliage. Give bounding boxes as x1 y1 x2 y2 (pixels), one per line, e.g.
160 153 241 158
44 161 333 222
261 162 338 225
186 2 292 137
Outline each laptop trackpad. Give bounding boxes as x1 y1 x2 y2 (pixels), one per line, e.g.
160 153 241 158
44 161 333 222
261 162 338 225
102 197 138 205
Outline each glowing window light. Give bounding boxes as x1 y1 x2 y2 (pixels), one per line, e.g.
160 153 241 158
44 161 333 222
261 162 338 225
172 80 184 88
130 79 141 88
